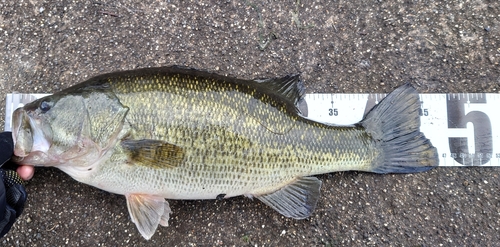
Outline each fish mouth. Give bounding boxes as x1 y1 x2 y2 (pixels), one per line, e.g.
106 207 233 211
12 108 51 160
12 108 32 158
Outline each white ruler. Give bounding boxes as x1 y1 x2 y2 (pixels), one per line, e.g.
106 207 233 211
5 93 500 167
4 94 50 134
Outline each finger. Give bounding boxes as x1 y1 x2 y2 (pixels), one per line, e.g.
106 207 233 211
16 165 34 181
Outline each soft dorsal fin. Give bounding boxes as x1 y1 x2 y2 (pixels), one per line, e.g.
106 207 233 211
121 139 185 168
253 74 305 113
241 74 306 135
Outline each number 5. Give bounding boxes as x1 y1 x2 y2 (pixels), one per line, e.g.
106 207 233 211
447 95 492 166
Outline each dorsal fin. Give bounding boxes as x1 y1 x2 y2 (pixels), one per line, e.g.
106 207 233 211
253 74 305 113
68 65 306 115
166 66 305 107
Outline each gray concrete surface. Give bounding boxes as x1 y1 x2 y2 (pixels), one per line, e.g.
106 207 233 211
0 0 499 246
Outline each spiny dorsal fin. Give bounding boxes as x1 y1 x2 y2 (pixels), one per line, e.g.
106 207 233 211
121 139 184 168
254 176 322 219
167 66 306 109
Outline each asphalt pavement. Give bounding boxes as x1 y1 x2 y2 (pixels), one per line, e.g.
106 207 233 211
0 0 499 246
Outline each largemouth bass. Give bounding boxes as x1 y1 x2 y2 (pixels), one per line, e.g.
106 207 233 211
11 66 438 239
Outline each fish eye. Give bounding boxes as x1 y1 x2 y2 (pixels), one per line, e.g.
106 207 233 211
39 101 52 113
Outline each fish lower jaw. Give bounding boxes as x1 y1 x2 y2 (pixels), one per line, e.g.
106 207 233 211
13 151 58 166
56 162 100 181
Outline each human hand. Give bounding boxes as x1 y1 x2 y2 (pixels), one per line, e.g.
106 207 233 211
0 132 29 238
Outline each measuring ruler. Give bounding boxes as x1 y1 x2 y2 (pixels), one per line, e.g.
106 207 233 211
5 92 500 167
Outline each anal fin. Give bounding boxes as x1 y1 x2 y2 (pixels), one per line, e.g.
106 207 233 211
125 194 172 240
255 177 322 219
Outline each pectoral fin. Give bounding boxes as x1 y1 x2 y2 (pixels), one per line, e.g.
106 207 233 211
121 139 184 168
125 194 172 240
255 177 322 219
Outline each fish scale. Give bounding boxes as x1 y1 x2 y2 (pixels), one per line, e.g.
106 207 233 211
10 66 437 239
86 74 378 199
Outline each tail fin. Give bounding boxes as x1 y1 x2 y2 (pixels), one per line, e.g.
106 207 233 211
361 84 438 173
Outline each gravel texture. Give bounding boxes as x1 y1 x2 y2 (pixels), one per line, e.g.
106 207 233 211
0 0 499 246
